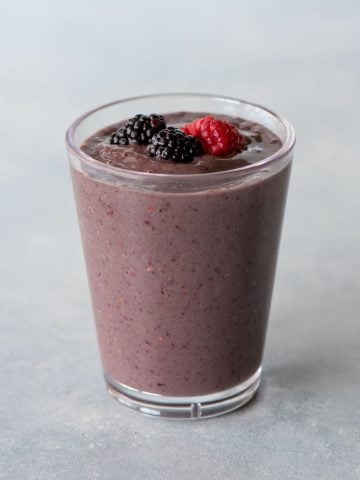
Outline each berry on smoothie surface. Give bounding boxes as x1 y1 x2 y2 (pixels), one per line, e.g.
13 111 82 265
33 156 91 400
182 116 247 156
147 127 202 163
110 114 166 146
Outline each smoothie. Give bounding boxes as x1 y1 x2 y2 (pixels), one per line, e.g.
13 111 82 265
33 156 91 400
71 111 290 398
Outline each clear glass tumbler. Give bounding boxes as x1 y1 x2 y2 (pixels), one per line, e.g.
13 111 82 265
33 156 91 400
66 93 295 419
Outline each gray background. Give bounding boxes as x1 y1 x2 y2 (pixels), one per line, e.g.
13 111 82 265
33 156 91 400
1 0 359 478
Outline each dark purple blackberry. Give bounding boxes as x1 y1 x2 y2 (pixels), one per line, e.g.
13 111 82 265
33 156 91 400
110 114 166 146
147 127 202 163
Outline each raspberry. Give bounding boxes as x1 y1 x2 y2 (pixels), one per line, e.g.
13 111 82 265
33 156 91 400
182 116 247 156
182 117 206 138
147 127 202 163
110 114 166 146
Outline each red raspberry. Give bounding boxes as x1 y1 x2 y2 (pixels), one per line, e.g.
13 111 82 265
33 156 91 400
182 116 208 138
182 116 247 156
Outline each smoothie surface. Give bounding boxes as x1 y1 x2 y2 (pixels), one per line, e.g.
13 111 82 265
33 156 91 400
81 112 282 174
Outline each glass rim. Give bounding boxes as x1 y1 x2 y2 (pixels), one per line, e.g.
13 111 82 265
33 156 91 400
65 92 296 181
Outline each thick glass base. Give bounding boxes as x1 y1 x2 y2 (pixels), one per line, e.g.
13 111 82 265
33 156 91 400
104 367 262 419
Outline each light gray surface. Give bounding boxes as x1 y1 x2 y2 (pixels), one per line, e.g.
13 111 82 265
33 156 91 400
1 1 360 478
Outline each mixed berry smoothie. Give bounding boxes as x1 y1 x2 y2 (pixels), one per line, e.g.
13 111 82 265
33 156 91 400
70 109 291 400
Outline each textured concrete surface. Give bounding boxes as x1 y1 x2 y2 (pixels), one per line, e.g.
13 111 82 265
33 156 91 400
1 1 360 479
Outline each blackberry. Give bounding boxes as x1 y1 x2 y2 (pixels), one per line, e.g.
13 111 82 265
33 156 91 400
147 127 202 163
110 114 166 146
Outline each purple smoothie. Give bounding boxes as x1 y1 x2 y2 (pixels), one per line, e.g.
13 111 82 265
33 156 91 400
71 112 290 397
